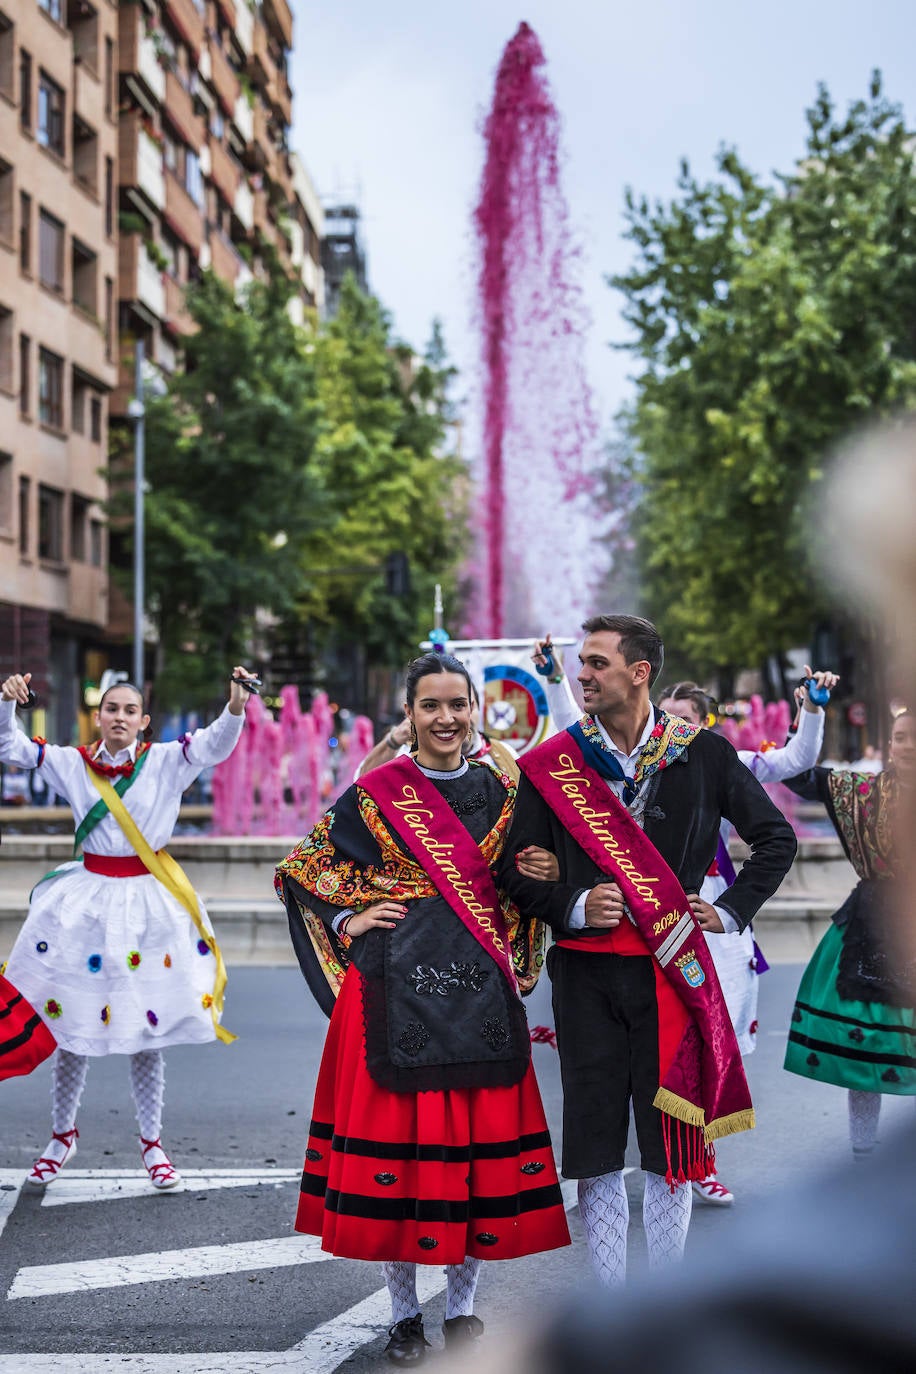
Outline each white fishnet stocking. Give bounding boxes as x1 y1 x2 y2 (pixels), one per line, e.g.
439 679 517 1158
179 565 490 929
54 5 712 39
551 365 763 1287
51 1050 88 1134
643 1171 691 1269
445 1256 482 1319
128 1049 165 1141
578 1170 629 1287
382 1261 420 1324
848 1089 881 1156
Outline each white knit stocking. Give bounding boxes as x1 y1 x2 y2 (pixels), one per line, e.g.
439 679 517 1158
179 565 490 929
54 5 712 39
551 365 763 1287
51 1050 89 1134
577 1170 629 1287
128 1050 165 1142
382 1261 420 1324
445 1256 482 1319
643 1171 691 1269
848 1089 881 1158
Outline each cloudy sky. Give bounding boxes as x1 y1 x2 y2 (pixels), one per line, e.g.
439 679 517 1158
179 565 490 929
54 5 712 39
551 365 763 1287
291 0 916 438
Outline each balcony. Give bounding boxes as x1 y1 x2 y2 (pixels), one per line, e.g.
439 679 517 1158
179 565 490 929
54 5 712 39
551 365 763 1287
164 72 204 151
233 179 254 232
164 170 204 255
271 72 292 128
119 112 166 210
209 229 243 285
209 137 239 205
119 5 166 111
163 0 205 61
234 0 254 57
248 24 277 99
119 234 165 322
164 274 194 337
68 561 108 631
209 39 240 118
262 0 293 50
215 0 237 28
73 57 103 131
232 91 254 145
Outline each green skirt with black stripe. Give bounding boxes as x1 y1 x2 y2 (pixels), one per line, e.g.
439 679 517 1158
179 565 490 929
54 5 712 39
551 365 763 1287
784 924 916 1094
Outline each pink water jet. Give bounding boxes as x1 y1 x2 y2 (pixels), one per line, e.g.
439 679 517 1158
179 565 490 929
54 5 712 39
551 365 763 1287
473 22 603 638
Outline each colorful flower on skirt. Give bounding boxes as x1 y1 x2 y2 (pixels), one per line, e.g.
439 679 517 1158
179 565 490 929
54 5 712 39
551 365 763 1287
36 941 49 954
87 953 102 973
101 1004 111 1025
126 950 142 969
146 1010 158 1027
201 993 213 1009
44 998 62 1019
197 939 211 956
163 953 172 968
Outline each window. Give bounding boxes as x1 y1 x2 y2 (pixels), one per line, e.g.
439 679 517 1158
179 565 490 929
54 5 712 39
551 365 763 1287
72 370 85 433
90 516 103 567
104 276 113 360
185 148 203 208
104 36 113 117
71 238 97 315
0 452 11 532
38 347 63 428
0 159 12 248
70 495 89 561
0 306 11 392
39 0 63 21
19 475 30 555
18 334 29 414
38 71 65 157
38 210 64 293
38 484 64 561
163 129 179 174
104 155 113 237
210 106 224 141
0 13 12 103
19 49 31 132
73 118 97 194
90 394 101 442
19 191 30 272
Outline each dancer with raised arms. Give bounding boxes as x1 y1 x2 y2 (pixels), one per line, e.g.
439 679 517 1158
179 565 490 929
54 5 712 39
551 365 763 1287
0 668 254 1189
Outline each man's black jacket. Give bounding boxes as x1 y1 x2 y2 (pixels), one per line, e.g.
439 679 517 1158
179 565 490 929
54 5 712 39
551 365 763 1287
498 727 797 936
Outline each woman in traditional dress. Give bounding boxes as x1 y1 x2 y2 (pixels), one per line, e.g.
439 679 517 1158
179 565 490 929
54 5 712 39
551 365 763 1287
276 652 569 1365
0 668 254 1188
0 973 56 1081
784 708 916 1158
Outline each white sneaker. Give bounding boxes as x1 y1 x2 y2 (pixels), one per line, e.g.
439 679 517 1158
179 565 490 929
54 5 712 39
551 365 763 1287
140 1136 182 1190
692 1175 734 1205
26 1128 78 1188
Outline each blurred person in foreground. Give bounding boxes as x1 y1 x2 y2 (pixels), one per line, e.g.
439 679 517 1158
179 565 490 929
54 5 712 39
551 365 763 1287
467 422 916 1373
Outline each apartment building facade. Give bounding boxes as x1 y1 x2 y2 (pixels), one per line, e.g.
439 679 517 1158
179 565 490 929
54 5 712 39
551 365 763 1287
116 0 323 403
0 0 119 742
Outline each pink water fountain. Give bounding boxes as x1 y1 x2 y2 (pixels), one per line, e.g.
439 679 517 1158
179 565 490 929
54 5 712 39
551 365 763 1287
471 22 604 638
211 689 375 837
717 695 802 829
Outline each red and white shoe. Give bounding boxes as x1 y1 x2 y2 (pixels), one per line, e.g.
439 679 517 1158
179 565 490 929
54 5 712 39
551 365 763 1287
140 1136 182 1191
25 1128 78 1188
692 1175 734 1206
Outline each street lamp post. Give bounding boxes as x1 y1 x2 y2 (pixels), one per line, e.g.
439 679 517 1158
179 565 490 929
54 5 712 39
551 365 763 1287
127 342 146 689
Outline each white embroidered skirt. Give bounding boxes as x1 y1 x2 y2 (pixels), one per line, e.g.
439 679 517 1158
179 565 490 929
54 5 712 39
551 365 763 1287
3 863 222 1056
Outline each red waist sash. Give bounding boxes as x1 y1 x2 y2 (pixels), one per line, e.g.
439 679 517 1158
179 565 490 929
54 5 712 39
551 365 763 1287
357 757 516 988
83 852 152 877
519 732 754 1156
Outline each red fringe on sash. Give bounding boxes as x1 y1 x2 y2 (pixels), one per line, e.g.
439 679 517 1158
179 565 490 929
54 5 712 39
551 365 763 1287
662 1113 716 1191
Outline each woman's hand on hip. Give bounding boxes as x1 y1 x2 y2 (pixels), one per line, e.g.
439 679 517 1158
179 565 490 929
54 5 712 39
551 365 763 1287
346 901 408 936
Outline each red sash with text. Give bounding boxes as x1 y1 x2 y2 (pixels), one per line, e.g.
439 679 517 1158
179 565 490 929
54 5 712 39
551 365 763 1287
520 732 754 1172
358 758 517 990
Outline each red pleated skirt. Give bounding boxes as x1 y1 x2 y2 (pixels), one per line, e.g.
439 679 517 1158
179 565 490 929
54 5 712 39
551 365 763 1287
0 974 57 1081
296 967 571 1264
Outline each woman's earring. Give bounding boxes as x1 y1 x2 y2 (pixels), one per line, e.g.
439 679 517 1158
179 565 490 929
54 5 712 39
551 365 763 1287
409 722 418 751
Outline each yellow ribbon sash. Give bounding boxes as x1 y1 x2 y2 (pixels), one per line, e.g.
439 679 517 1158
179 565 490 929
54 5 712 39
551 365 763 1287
84 767 235 1045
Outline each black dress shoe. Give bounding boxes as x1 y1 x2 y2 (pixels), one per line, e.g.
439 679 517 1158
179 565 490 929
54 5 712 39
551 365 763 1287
442 1314 485 1345
385 1313 430 1365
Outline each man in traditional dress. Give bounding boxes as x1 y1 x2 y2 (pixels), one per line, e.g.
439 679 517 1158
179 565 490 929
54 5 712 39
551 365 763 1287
499 614 797 1285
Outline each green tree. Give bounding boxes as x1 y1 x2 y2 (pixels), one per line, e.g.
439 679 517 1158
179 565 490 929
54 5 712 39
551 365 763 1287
292 280 467 673
120 268 322 710
611 73 916 684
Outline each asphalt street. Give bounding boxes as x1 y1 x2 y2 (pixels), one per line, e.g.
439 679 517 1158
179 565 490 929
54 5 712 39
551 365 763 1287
1 962 912 1370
